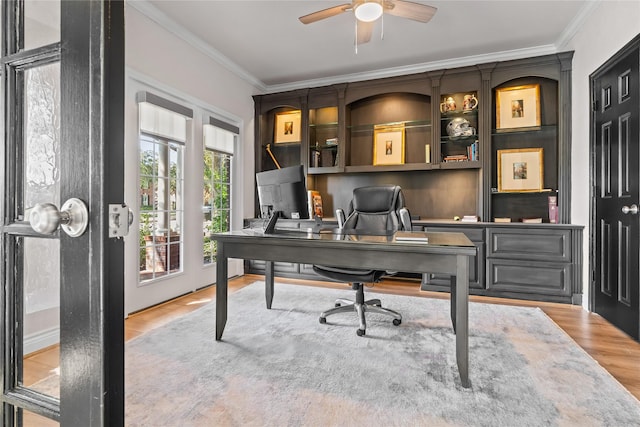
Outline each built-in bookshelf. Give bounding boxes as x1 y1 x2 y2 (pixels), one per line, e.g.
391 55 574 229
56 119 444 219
440 91 480 166
253 52 573 224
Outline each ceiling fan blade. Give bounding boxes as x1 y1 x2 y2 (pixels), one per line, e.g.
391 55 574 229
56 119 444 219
356 20 374 44
385 0 437 23
299 4 351 24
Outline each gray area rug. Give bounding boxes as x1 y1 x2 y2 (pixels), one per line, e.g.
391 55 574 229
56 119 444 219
125 282 640 426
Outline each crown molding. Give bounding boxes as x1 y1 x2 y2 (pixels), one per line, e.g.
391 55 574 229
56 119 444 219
554 0 601 50
263 44 558 93
128 0 267 92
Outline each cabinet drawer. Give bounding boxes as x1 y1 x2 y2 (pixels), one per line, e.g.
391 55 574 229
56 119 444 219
423 226 484 242
486 259 571 297
487 228 571 262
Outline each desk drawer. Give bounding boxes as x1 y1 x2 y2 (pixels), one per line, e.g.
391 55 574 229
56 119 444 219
487 228 571 262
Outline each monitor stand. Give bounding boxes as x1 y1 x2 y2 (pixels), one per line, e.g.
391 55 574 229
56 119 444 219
263 211 281 234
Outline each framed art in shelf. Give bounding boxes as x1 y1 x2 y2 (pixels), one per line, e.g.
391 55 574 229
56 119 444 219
274 110 301 143
497 147 544 192
495 84 541 129
373 124 405 165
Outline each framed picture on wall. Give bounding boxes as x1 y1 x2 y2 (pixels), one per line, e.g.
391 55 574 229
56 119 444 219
274 110 301 143
373 124 405 165
495 84 541 129
497 147 544 192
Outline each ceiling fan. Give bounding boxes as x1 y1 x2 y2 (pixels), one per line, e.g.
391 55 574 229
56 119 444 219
299 1 437 47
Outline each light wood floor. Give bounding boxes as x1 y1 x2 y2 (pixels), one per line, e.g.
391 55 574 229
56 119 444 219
24 274 640 419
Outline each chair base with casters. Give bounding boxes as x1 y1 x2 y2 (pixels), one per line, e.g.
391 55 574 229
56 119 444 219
318 282 402 336
313 265 402 336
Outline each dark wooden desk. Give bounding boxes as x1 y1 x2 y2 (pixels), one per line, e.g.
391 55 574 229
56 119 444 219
213 229 476 388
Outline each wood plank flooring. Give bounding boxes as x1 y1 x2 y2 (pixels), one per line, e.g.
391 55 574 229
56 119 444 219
22 273 640 423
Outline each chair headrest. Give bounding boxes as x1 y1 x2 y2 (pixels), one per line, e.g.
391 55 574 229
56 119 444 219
352 185 402 213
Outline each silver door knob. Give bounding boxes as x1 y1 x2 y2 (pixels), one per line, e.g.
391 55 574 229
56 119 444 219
621 204 639 215
29 198 89 237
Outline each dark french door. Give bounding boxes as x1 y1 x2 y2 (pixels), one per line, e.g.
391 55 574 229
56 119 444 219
1 1 125 425
591 34 640 341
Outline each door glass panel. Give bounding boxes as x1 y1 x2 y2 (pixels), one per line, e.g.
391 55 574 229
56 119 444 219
22 237 60 398
24 62 61 212
24 0 61 50
202 124 234 265
21 62 61 398
138 133 184 283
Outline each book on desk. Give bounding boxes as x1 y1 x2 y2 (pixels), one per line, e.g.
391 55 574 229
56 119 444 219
394 231 429 243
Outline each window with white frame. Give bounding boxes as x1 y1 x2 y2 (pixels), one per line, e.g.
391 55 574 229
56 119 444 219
137 94 191 282
202 120 236 264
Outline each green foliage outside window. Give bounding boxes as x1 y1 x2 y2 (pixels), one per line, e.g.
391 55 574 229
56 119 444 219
203 150 231 264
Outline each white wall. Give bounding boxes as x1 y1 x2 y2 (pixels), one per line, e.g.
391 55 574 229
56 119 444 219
123 6 259 314
564 1 640 307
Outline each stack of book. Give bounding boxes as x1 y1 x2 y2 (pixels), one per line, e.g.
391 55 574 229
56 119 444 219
521 217 543 223
443 154 468 162
466 141 479 161
494 217 511 223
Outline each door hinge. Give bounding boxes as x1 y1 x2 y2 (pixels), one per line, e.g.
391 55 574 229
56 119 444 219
109 204 134 239
592 100 599 112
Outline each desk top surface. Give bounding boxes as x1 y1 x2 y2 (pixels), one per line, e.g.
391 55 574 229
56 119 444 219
214 229 474 249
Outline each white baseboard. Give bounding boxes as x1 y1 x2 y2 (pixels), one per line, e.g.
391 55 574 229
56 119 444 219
24 327 59 356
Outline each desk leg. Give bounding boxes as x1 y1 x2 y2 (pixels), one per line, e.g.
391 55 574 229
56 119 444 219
450 275 457 333
265 261 274 309
216 243 228 341
456 254 470 388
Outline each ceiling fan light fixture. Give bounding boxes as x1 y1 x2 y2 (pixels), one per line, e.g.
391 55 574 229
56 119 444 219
354 1 383 22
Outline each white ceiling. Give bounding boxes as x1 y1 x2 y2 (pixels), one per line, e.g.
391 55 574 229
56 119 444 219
132 0 596 92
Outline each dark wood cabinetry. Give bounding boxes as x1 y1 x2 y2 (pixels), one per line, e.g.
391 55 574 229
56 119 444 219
250 52 582 303
485 225 583 304
243 219 583 304
253 52 573 223
420 222 582 304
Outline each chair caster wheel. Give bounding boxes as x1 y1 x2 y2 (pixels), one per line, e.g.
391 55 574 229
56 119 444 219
393 319 401 326
357 329 365 336
375 303 382 307
319 317 327 324
335 303 341 307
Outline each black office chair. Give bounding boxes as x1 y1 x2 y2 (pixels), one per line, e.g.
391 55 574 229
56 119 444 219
313 185 412 336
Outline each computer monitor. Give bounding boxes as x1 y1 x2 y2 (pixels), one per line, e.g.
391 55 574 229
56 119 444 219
256 165 309 233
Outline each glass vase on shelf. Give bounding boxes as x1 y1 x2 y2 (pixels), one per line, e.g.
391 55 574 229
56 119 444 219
548 195 558 224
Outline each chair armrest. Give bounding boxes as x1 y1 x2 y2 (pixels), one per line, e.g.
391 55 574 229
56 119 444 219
336 208 346 229
399 207 412 231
